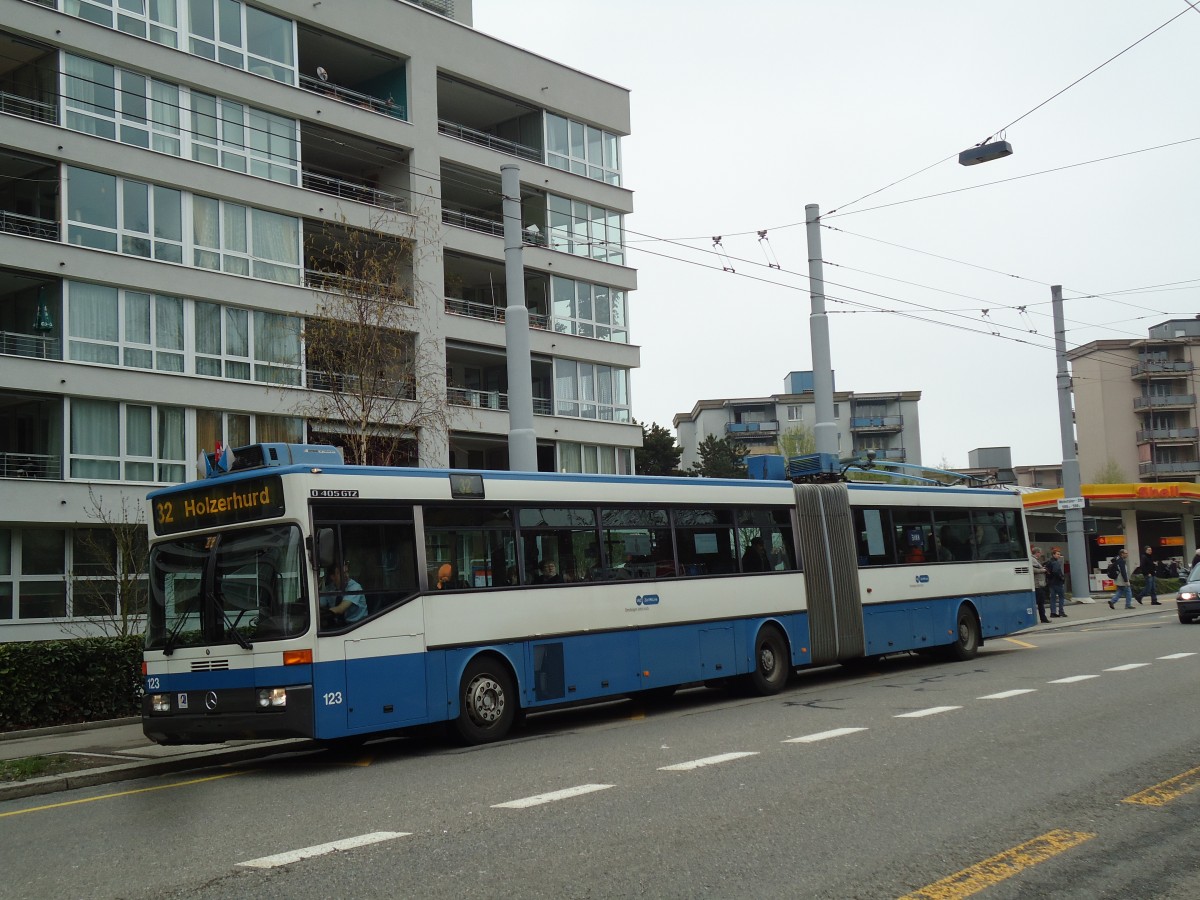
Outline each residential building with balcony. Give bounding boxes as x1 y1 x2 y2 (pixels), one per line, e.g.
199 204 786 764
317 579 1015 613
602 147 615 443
0 0 639 640
673 371 921 472
1068 317 1200 484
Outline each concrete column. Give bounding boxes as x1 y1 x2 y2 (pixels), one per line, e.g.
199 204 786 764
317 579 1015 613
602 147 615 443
1121 509 1140 564
1182 509 1196 561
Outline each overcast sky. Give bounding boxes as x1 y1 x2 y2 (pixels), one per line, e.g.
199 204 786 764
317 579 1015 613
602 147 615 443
472 1 1200 469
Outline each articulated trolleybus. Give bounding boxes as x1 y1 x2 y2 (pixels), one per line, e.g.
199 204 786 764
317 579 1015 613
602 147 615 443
142 444 1035 746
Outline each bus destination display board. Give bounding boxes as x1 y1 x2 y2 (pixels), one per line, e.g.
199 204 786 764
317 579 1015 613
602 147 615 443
153 475 285 536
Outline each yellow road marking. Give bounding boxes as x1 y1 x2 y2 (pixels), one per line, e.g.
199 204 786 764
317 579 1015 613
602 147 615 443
1003 637 1037 649
1123 765 1200 806
899 829 1095 900
628 712 646 721
0 770 246 819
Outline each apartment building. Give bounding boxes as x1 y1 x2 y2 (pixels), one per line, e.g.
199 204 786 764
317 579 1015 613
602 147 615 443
0 0 640 640
673 371 922 471
1068 317 1200 484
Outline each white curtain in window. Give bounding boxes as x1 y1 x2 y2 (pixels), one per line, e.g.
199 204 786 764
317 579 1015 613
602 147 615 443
193 195 220 253
155 295 184 350
70 399 120 478
158 406 185 461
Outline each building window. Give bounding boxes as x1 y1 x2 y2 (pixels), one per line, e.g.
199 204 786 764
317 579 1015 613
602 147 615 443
69 399 186 483
195 411 301 460
786 405 804 421
192 196 301 283
547 195 624 264
550 276 628 342
554 360 630 422
65 0 182 48
63 281 300 384
545 113 620 185
62 53 299 185
557 443 633 475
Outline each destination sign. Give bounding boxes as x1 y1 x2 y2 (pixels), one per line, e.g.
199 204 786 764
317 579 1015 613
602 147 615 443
153 475 285 536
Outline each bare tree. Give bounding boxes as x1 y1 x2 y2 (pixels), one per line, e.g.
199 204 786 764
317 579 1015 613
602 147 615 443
62 488 149 638
300 213 448 466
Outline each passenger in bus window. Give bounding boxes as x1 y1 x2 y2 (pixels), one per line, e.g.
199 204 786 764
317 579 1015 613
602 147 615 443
321 563 367 626
435 563 454 590
537 559 565 584
742 535 770 572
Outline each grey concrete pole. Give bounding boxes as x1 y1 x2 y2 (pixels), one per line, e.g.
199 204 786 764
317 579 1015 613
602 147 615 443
805 204 838 455
1052 285 1093 602
501 164 537 471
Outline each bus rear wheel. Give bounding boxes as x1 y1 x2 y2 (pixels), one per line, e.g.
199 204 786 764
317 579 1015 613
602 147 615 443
455 656 516 745
749 624 790 695
943 606 981 661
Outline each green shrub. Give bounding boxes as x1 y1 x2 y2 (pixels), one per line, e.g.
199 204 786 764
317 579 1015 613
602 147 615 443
0 636 143 732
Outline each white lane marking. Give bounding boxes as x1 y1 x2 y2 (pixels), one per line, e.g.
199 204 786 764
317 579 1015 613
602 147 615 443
784 727 869 744
1104 663 1151 671
1048 675 1100 683
658 751 759 771
238 831 409 868
978 689 1038 700
1158 652 1196 660
492 784 614 809
894 706 961 718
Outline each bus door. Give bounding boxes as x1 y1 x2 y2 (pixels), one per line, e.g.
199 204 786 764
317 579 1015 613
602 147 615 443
311 505 426 733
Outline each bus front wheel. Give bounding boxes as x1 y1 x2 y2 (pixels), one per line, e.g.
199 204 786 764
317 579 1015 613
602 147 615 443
943 606 981 661
749 624 790 695
455 656 516 745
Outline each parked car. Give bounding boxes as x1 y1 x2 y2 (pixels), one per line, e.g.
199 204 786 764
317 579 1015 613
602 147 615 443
1176 563 1200 623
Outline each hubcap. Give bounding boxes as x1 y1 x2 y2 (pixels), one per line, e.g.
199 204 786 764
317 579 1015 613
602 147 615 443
466 675 504 726
759 644 776 675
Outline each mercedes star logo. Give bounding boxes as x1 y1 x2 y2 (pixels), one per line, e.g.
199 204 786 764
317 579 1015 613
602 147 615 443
205 691 219 711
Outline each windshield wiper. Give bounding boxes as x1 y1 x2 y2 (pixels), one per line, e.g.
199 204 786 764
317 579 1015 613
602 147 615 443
161 597 198 656
216 593 254 650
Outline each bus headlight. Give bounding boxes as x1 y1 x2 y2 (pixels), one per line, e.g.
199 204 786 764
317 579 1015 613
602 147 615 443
257 688 287 708
151 694 171 713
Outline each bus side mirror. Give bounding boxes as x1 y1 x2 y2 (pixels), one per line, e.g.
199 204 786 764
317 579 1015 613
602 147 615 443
317 528 335 568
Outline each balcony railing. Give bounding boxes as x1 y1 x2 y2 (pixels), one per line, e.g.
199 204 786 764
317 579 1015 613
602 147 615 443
0 452 61 480
306 370 416 400
726 421 779 435
444 297 550 330
850 415 903 431
1138 460 1200 477
442 206 547 246
0 211 58 240
302 170 407 212
1131 360 1194 377
438 119 540 161
304 269 405 300
449 387 508 410
1136 427 1199 443
1133 394 1196 410
0 331 61 360
298 75 406 119
0 90 57 124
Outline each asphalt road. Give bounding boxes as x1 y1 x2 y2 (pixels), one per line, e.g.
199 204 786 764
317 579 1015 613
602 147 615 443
2 610 1196 900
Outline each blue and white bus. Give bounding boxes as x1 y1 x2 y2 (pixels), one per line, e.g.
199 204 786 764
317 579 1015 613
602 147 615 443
141 444 1036 745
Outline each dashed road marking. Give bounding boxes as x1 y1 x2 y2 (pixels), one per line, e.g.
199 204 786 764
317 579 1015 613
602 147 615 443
895 706 961 719
1048 675 1100 684
1104 663 1150 672
658 752 759 771
1158 652 1196 660
238 831 409 868
783 727 868 743
1123 765 1200 807
492 783 614 808
899 829 1095 899
977 689 1037 700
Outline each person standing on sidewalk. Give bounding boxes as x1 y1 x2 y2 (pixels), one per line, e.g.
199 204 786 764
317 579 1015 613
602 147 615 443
1031 546 1050 623
1045 547 1067 617
1108 549 1134 609
1135 545 1162 605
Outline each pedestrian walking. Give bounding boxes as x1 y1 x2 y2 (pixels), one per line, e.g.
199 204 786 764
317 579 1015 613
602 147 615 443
1135 545 1162 605
1045 547 1067 617
1031 546 1050 623
1107 549 1134 609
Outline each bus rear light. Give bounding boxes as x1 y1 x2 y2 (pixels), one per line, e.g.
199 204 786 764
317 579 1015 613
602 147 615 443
283 649 312 666
151 694 171 713
257 688 287 708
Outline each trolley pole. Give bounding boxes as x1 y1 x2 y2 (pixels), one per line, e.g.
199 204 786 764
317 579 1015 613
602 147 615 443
501 164 538 472
1052 285 1092 602
805 204 838 456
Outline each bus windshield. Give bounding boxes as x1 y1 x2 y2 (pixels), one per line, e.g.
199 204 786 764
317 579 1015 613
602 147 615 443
145 524 309 651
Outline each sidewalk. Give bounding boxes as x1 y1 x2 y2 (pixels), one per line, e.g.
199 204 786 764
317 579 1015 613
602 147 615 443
0 599 1174 803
